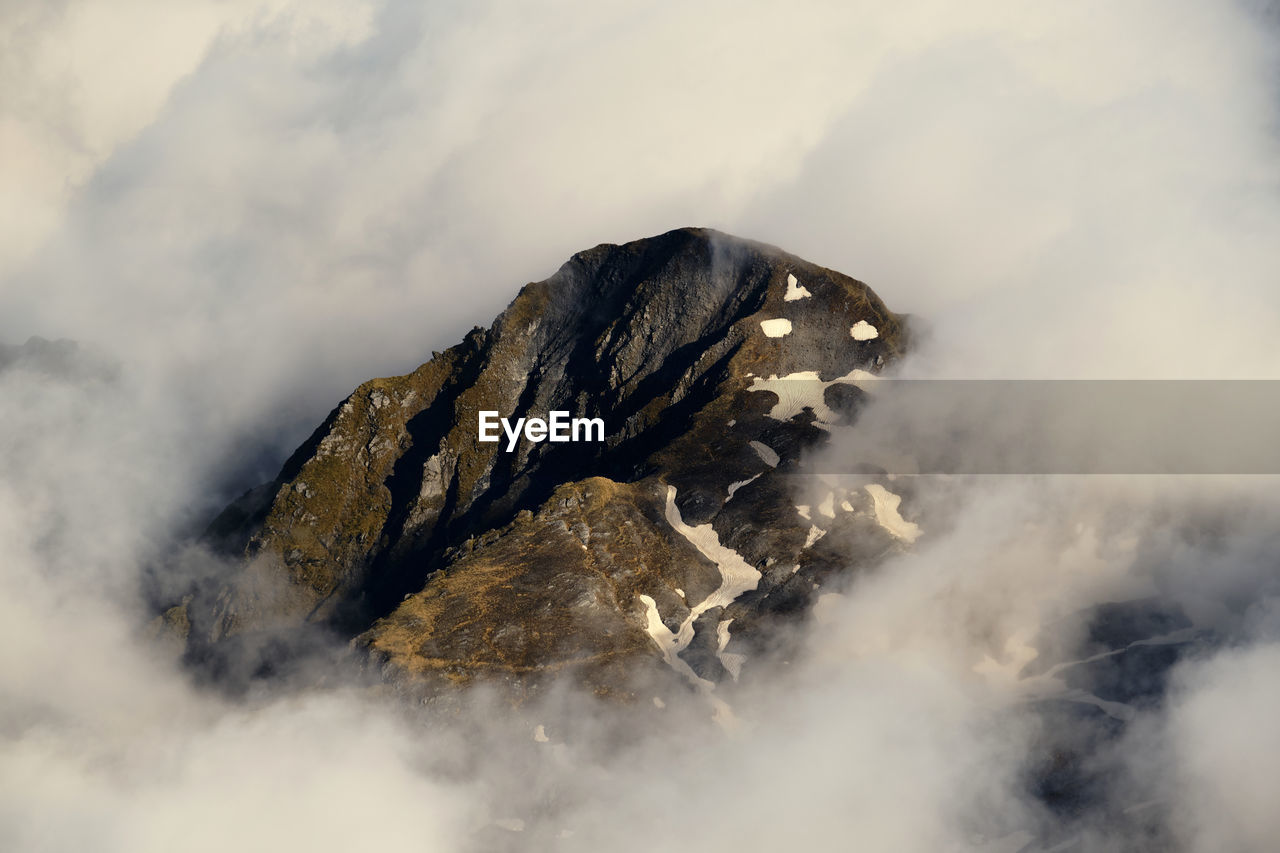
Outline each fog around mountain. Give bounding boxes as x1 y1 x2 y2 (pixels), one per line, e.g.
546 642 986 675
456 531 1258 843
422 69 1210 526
3 2 1280 850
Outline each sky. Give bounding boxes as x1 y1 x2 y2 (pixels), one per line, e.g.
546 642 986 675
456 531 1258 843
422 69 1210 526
3 1 1280 851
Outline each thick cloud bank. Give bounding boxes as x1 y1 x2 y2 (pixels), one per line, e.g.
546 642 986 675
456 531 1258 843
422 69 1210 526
2 1 1280 851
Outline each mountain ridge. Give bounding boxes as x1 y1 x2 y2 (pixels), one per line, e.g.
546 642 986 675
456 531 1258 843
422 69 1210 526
165 227 913 699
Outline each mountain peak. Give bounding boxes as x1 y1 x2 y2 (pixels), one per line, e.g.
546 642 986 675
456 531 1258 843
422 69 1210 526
168 230 911 699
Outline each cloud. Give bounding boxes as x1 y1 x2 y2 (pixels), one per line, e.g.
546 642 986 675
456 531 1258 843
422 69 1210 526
2 1 1280 850
1163 641 1280 851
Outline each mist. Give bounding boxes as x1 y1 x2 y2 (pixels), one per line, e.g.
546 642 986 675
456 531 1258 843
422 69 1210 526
3 1 1280 850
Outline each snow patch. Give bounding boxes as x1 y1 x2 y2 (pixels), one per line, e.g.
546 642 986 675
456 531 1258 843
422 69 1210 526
533 724 549 743
749 440 779 467
639 487 763 703
760 318 792 337
833 367 880 386
726 473 761 501
804 525 827 548
663 486 761 618
716 619 746 681
796 504 811 520
1061 689 1137 722
864 484 921 543
784 273 811 301
850 320 879 340
638 594 711 689
715 619 732 651
817 491 836 519
1033 628 1199 683
748 368 878 424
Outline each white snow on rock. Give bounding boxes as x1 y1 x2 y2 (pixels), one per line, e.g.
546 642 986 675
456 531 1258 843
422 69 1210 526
748 368 879 424
638 487 764 701
804 525 827 548
749 371 828 421
864 484 921 543
1023 627 1199 688
784 273 812 301
726 473 761 501
652 696 666 709
716 619 746 681
850 320 879 340
815 485 856 516
533 724 549 743
663 486 761 617
796 504 811 520
760 318 792 337
749 440 779 467
638 594 711 689
834 367 880 386
1060 689 1137 722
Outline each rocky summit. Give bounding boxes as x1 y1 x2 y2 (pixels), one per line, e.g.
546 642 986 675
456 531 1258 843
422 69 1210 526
165 227 917 699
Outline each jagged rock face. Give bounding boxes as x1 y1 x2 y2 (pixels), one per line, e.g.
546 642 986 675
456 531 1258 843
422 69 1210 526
181 227 915 697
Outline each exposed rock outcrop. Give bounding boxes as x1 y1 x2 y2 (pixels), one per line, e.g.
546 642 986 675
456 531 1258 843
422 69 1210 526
174 227 915 698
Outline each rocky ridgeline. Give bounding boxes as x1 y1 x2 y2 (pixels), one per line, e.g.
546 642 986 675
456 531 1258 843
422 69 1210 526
165 227 919 699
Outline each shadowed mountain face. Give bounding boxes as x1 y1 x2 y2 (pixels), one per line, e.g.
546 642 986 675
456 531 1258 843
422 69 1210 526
0 336 117 382
166 227 913 697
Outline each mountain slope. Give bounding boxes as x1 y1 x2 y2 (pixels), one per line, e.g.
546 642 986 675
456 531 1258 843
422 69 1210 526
172 227 913 697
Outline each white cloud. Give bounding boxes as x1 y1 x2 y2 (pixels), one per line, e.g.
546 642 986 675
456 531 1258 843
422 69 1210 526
2 1 1280 850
